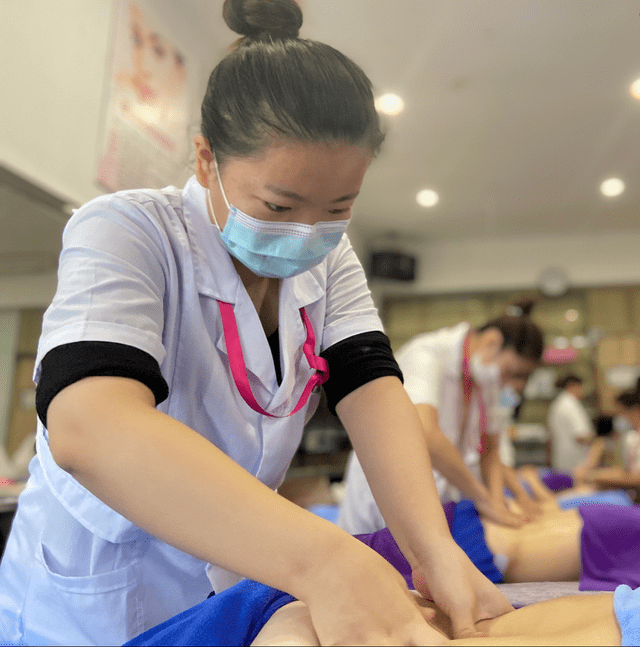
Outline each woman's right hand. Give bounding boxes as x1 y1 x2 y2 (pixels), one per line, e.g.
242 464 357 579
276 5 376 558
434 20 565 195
298 540 449 646
475 496 524 528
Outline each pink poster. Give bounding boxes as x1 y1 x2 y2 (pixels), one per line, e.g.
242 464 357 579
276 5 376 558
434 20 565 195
96 1 190 192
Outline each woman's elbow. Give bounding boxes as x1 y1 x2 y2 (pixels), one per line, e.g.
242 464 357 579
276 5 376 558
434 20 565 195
47 397 85 474
46 376 156 473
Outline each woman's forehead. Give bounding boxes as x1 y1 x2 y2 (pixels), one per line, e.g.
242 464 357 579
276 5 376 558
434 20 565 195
227 141 372 197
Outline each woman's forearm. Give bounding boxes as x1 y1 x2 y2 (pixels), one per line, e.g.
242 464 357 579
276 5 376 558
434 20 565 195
336 376 452 568
415 404 491 504
480 438 504 499
47 376 357 600
589 467 640 488
578 438 606 471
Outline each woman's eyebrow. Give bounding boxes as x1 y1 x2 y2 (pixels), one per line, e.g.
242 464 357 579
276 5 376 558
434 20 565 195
264 185 359 203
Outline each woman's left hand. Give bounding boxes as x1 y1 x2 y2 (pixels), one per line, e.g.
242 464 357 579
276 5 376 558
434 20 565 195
513 494 544 521
411 539 514 639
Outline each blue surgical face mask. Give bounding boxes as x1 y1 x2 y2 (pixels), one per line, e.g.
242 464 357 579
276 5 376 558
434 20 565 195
470 353 500 386
207 158 349 279
500 386 522 410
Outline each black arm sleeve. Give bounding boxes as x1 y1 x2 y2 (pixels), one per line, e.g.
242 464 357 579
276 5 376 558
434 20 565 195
320 331 403 415
35 341 169 428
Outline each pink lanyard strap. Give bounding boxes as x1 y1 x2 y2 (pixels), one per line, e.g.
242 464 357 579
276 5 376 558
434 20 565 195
462 334 488 454
217 301 329 418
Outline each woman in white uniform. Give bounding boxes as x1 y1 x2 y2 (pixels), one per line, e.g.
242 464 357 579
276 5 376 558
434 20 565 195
578 386 640 492
338 301 544 535
548 374 594 472
0 1 512 645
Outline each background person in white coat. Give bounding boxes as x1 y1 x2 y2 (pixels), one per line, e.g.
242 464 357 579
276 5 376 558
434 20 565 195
338 300 544 535
548 374 594 472
0 1 512 644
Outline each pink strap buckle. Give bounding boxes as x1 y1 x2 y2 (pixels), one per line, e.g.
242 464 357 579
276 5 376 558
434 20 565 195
218 301 329 418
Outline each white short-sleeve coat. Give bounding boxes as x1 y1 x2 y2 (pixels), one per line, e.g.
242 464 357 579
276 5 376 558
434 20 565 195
0 176 383 645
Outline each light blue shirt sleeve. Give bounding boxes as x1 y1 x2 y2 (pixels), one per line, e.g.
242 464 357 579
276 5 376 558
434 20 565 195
35 192 170 383
320 235 384 350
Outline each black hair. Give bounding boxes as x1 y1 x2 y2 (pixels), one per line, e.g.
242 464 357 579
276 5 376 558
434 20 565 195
555 373 583 391
595 415 614 437
201 0 384 165
616 387 640 410
478 298 544 362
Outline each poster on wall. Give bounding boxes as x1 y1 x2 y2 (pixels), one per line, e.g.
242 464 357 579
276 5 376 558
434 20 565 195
96 0 190 192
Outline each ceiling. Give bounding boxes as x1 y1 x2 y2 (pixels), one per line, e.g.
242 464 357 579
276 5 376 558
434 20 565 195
191 0 640 243
2 0 638 277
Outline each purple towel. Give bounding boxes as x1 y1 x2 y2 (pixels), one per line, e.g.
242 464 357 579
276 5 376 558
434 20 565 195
355 528 414 588
354 502 481 590
539 468 574 492
580 504 640 591
443 500 456 532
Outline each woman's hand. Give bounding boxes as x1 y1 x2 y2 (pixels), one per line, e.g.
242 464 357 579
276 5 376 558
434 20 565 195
299 540 450 646
512 494 544 521
573 465 589 486
475 496 524 528
411 539 514 639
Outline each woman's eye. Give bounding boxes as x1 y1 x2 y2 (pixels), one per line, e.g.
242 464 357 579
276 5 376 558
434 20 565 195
329 207 351 216
265 202 290 213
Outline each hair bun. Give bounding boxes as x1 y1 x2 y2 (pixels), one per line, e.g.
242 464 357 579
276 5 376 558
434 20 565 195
223 0 303 40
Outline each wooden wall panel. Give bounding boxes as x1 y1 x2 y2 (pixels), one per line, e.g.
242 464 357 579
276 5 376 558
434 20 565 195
587 288 632 334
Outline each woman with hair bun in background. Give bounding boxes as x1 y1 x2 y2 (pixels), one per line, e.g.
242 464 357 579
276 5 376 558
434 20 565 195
0 1 513 644
339 299 545 541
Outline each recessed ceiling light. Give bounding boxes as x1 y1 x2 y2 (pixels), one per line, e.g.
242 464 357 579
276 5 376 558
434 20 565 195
565 309 579 323
600 177 625 197
416 189 439 207
375 93 404 116
630 78 640 100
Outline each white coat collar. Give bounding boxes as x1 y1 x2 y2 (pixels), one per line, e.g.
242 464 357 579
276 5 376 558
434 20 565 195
444 322 472 379
181 176 326 400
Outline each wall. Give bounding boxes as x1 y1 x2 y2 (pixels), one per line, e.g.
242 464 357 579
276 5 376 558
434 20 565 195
0 312 20 446
0 0 224 207
367 229 640 302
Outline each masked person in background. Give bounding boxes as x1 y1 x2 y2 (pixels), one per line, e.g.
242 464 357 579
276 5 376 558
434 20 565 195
338 299 544 536
548 374 595 473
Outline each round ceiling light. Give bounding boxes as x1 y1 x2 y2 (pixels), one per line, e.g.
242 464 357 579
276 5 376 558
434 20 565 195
416 189 439 207
600 177 625 197
630 78 640 100
375 93 405 116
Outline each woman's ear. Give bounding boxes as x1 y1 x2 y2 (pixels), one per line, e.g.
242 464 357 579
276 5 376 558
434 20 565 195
194 135 214 187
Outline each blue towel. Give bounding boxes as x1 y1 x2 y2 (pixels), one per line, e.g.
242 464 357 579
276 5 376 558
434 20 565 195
124 580 294 646
614 585 640 647
307 503 340 523
558 490 633 510
453 500 504 583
